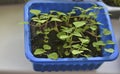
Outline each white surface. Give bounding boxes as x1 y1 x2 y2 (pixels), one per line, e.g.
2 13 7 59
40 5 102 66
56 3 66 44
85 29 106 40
106 5 120 12
0 4 120 74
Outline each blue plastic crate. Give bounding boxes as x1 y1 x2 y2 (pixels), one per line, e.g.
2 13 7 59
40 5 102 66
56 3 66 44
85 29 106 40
24 0 119 71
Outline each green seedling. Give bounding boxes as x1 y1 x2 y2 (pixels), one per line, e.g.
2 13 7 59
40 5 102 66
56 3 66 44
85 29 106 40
29 5 114 60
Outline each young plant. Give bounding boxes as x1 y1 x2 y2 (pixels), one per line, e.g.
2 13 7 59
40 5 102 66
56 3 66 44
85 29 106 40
29 5 115 60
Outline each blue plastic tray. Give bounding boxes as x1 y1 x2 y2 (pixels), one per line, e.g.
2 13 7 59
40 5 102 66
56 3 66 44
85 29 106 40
24 0 119 71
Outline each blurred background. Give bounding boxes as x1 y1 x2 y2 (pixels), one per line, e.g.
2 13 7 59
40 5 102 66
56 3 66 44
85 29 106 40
0 0 25 5
0 0 120 74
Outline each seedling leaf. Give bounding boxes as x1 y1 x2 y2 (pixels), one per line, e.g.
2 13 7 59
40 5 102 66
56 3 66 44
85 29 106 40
57 32 66 38
89 12 96 16
30 9 41 16
72 32 82 37
59 35 69 40
106 40 114 45
72 50 83 55
43 45 51 50
50 10 66 16
47 52 58 60
103 29 111 35
105 48 114 53
36 31 42 35
62 27 74 33
67 9 76 15
34 49 46 55
82 47 91 52
51 17 62 22
93 41 106 47
97 41 106 46
79 38 90 44
90 25 97 31
72 44 81 49
74 7 84 11
63 43 71 48
97 22 103 25
38 20 47 23
32 17 39 20
65 51 70 56
73 21 86 28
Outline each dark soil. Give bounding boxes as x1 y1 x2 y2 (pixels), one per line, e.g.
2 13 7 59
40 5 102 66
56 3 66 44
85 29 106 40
30 17 102 58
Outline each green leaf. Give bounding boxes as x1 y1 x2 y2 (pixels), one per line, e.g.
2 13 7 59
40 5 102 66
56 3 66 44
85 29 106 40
44 28 51 34
97 22 103 25
94 6 103 10
57 32 66 38
72 50 83 55
58 12 66 16
59 35 69 40
36 31 42 35
83 25 89 31
50 17 62 22
32 17 39 20
63 43 71 48
47 52 58 60
93 42 97 47
73 21 86 28
79 38 90 44
50 10 66 16
106 40 115 45
97 35 102 37
61 26 68 29
74 7 84 11
72 32 82 37
80 14 88 18
65 51 70 56
40 14 49 19
105 48 114 53
44 31 49 35
89 12 96 16
67 9 76 15
44 40 48 43
85 8 93 12
34 49 46 55
90 19 96 24
43 45 51 50
90 25 97 31
103 29 111 35
93 41 106 47
37 20 47 23
72 44 81 49
62 27 74 33
82 47 91 52
97 41 106 46
96 47 101 51
30 9 41 16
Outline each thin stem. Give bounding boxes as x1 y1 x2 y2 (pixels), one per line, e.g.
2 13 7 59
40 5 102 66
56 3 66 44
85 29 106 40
66 15 71 27
54 21 59 32
57 47 63 57
45 21 48 28
72 41 81 44
44 34 49 43
86 31 97 37
86 31 98 41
